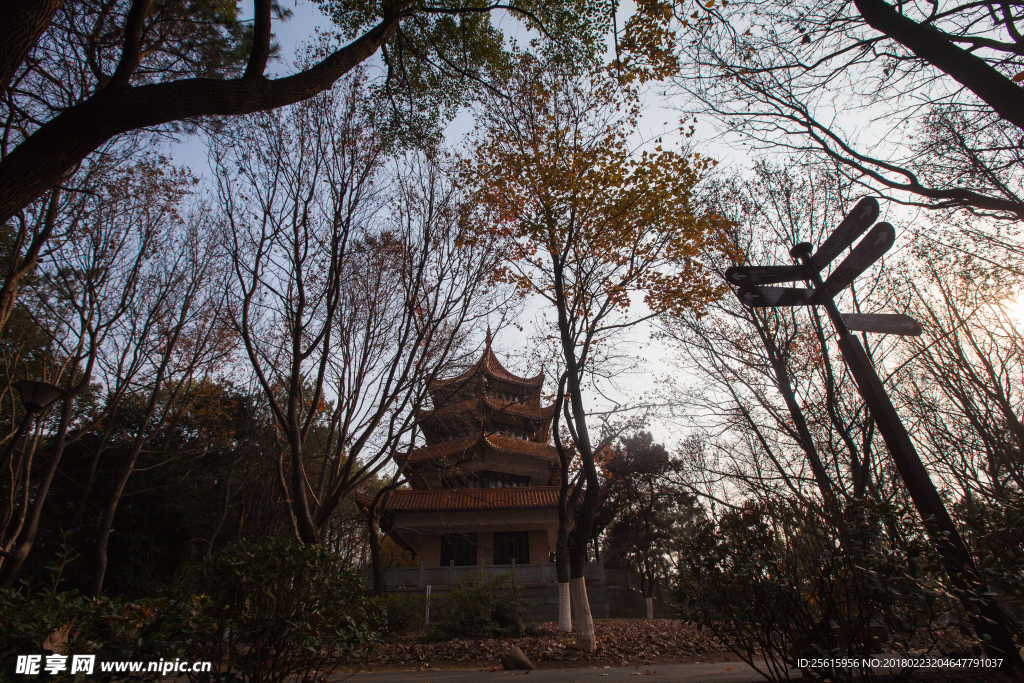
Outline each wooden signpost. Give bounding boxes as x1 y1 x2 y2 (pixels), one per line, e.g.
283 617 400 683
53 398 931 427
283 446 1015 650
730 198 1023 672
843 313 921 336
725 264 805 286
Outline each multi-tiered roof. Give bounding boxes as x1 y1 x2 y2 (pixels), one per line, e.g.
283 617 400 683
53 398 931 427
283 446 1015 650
368 330 559 513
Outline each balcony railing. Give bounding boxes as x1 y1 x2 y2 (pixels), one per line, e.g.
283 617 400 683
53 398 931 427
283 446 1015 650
362 559 605 589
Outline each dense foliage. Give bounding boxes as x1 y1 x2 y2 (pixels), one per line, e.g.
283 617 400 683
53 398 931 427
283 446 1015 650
175 537 380 682
423 574 531 642
370 593 427 639
674 499 956 681
1 538 380 682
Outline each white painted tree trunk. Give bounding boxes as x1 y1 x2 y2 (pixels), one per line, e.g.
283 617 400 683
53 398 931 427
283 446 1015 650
570 577 596 651
645 596 654 620
558 581 572 632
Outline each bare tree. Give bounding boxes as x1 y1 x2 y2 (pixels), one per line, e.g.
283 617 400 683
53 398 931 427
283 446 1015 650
652 0 1024 221
895 250 1024 499
0 156 222 589
462 55 731 651
217 75 506 545
89 214 229 595
661 162 900 509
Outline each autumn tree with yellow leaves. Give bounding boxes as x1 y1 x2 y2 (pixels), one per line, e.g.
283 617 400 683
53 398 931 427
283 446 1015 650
459 55 736 651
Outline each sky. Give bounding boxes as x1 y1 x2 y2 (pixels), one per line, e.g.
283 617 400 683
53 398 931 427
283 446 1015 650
166 0 935 448
162 1 721 444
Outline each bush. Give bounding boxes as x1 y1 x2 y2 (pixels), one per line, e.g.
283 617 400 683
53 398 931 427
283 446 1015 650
676 498 946 683
175 536 381 682
0 555 216 682
370 593 426 638
0 537 380 682
423 573 530 642
959 491 1024 612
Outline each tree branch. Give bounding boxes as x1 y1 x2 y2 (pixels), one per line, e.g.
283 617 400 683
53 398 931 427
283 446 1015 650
853 0 1024 131
0 11 404 227
0 0 64 94
245 0 273 80
109 0 154 89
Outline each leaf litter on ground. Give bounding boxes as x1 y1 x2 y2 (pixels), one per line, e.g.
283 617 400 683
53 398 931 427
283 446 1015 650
355 619 722 666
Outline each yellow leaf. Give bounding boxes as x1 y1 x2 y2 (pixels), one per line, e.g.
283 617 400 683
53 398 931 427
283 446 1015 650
1014 72 1024 83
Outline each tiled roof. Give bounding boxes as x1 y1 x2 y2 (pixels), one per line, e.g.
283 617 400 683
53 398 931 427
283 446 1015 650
405 433 560 465
406 435 479 463
485 434 559 462
418 397 555 421
431 346 543 389
483 347 545 386
359 486 561 512
483 396 556 420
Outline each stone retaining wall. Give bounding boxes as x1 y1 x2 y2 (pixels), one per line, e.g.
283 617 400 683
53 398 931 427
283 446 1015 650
375 570 679 622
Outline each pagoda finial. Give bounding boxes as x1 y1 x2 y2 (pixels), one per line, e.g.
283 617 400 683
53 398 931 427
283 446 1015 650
485 325 492 348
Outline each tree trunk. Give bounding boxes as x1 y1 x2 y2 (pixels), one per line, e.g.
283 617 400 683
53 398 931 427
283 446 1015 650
552 255 601 652
206 458 237 557
368 511 384 596
91 324 187 595
0 0 65 94
286 427 319 544
0 187 61 337
558 581 572 632
752 314 834 499
851 0 1024 132
0 396 72 588
556 491 573 632
568 479 600 650
0 419 38 561
68 422 114 532
552 372 575 632
570 576 595 651
645 597 654 620
92 437 146 595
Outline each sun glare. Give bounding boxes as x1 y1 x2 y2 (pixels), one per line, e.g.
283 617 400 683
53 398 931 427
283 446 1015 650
1006 292 1024 324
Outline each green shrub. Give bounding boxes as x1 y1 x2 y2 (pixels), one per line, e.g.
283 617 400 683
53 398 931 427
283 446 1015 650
0 556 215 682
677 498 946 683
958 491 1024 612
423 573 530 642
175 536 381 682
370 593 426 637
1 537 380 682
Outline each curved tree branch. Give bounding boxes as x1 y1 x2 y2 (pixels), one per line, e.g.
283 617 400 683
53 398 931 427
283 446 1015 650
0 11 405 228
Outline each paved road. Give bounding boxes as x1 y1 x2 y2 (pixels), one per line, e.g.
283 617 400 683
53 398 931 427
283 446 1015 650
329 661 782 682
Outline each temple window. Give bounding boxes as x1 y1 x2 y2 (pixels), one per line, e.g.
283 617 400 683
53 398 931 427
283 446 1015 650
440 533 477 566
474 470 531 488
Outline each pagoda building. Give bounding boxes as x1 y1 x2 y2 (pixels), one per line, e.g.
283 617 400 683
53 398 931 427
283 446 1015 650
367 331 563 568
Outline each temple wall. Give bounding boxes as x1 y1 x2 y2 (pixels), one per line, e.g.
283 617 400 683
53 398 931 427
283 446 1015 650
528 529 549 561
477 531 494 564
420 535 441 567
367 570 681 622
391 508 559 534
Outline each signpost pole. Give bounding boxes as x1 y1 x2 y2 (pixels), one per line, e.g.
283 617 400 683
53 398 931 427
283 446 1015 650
789 242 1023 671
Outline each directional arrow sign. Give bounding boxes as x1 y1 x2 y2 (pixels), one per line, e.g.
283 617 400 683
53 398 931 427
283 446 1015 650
844 313 922 336
725 265 806 286
823 222 895 295
810 197 880 270
736 286 822 307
